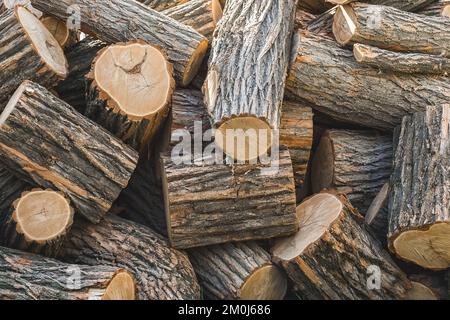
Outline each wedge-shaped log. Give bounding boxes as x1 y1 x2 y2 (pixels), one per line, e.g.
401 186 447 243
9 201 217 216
333 3 450 57
0 7 67 108
30 0 208 86
388 105 450 270
60 215 201 300
0 246 135 300
272 193 411 300
0 81 138 223
189 242 287 300
285 32 450 130
203 0 296 161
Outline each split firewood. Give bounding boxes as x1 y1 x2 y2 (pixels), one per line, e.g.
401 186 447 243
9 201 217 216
162 0 223 41
388 105 450 270
311 129 393 213
30 0 208 86
298 0 333 14
420 0 450 17
0 189 74 258
55 37 106 112
85 41 174 152
162 147 298 249
203 0 296 161
271 193 411 300
0 246 135 300
327 0 434 11
354 43 450 74
333 3 450 57
285 32 450 131
40 15 78 48
365 183 389 246
188 242 287 300
0 7 67 108
0 81 138 223
60 215 201 300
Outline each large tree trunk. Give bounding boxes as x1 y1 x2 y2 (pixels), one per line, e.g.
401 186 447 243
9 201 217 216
189 242 287 300
333 3 450 57
388 105 450 270
0 246 135 300
272 193 411 300
285 32 450 131
162 147 298 249
353 43 450 74
311 129 393 213
327 0 434 11
85 41 174 152
60 215 201 300
0 81 138 223
0 7 67 108
203 0 296 161
30 0 208 86
0 189 74 258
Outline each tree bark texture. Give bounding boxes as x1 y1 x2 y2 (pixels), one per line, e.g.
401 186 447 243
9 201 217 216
327 0 434 11
419 0 450 17
137 0 189 11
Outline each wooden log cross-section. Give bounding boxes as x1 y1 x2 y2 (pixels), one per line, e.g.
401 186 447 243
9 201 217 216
388 105 450 270
333 3 450 57
85 41 175 151
189 242 287 300
271 193 411 300
0 246 135 300
0 81 138 223
203 0 297 161
30 0 208 86
0 189 74 258
0 6 67 108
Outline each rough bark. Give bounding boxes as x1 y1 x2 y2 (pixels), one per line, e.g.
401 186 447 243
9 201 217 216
203 0 296 161
55 37 106 113
60 215 201 300
137 0 189 11
0 0 42 16
0 81 138 223
162 0 223 41
272 193 411 300
30 0 208 86
327 0 434 11
0 165 30 216
419 0 450 17
388 105 450 270
162 147 298 249
0 7 67 108
285 32 450 131
0 246 135 300
354 43 450 74
188 242 287 300
333 3 450 57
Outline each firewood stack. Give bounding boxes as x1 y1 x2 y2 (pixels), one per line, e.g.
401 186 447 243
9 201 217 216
0 0 448 301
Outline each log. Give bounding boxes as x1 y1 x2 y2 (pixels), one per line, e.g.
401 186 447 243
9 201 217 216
0 246 135 300
0 0 42 16
0 165 30 215
0 7 67 108
333 3 450 57
203 0 296 161
408 272 448 299
55 37 106 112
137 0 189 11
162 0 223 41
305 6 335 37
30 0 208 86
353 43 450 75
327 0 434 11
0 189 74 257
405 282 438 300
188 242 287 300
162 147 298 249
85 41 174 152
419 0 450 17
285 32 450 131
298 0 333 14
60 215 201 300
271 193 411 300
41 15 78 48
0 81 138 223
311 129 393 213
388 105 450 270
365 182 389 246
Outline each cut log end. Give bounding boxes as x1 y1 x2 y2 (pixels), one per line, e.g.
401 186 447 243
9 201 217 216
353 43 372 62
405 282 438 300
240 265 287 300
102 270 135 300
214 117 273 162
391 223 450 270
442 4 450 17
272 193 342 261
332 5 357 46
92 41 174 119
16 6 67 78
183 39 209 87
40 16 70 47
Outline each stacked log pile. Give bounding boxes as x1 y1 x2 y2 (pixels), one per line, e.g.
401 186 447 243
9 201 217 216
0 0 448 300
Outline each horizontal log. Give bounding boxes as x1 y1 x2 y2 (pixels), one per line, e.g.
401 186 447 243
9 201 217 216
327 0 434 11
419 0 450 17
